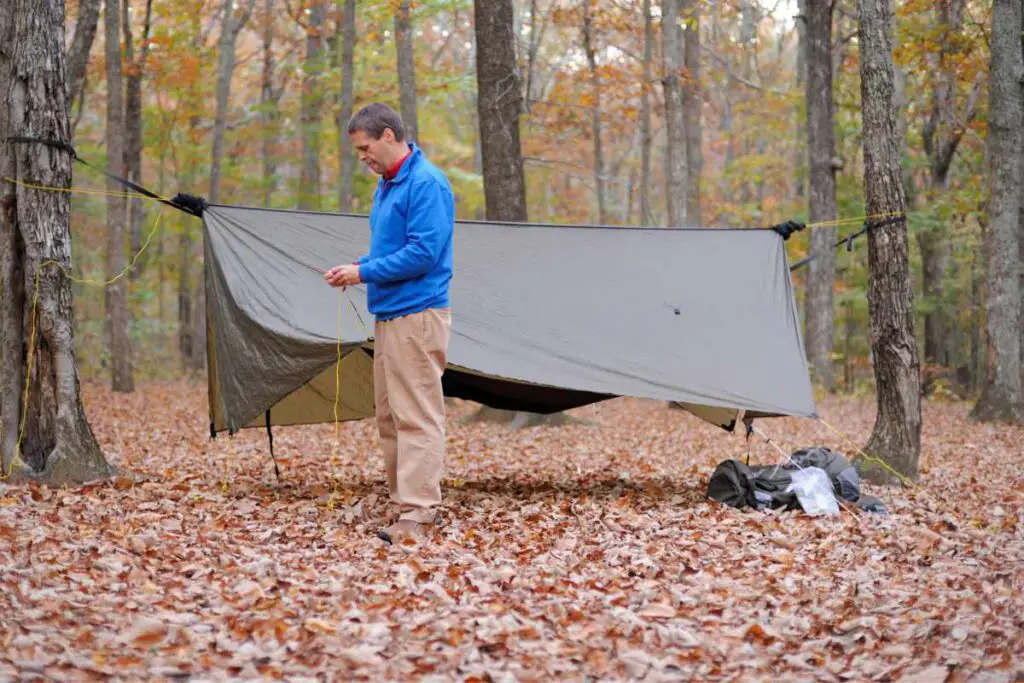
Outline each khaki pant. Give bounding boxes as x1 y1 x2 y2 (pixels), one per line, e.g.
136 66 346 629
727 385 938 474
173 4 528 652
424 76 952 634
373 307 451 523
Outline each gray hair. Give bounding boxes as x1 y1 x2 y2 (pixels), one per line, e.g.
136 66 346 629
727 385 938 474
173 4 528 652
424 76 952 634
347 103 406 141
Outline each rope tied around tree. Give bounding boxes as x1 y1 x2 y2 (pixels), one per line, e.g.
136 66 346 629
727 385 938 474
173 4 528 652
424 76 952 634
770 211 908 272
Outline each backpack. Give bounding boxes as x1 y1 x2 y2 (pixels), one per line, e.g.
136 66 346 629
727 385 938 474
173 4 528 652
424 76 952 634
706 447 862 511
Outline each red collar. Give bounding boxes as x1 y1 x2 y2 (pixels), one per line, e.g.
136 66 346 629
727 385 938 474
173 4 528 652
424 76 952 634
383 149 412 180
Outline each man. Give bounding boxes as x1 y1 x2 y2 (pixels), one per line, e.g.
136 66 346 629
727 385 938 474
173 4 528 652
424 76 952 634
325 103 454 544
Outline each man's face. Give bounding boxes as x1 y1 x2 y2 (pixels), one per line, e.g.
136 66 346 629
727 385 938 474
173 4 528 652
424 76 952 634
350 128 395 176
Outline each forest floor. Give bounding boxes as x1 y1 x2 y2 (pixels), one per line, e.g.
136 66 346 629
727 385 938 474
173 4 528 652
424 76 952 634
1 381 1022 681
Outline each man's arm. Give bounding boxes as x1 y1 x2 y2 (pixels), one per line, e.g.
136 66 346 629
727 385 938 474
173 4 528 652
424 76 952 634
359 179 452 284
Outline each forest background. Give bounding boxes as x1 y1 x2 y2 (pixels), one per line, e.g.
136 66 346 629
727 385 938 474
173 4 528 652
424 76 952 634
60 0 1017 408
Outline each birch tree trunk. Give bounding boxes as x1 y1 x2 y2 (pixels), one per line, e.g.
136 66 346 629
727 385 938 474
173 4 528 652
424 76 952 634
804 0 837 391
394 0 418 142
103 0 133 393
581 0 606 224
970 0 1024 423
299 0 325 210
336 0 356 211
857 0 922 482
640 0 653 226
682 0 702 224
661 0 687 226
65 0 101 126
0 0 113 484
210 0 254 205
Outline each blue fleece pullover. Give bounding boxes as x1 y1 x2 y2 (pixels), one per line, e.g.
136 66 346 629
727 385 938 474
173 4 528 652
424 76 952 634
357 143 454 321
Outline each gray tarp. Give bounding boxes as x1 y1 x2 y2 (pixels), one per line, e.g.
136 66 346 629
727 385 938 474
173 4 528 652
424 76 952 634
202 204 817 435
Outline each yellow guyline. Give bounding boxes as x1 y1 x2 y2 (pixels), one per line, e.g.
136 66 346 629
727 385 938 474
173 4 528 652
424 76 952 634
803 211 906 230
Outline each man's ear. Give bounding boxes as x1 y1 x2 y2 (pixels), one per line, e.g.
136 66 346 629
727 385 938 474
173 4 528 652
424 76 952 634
381 128 395 143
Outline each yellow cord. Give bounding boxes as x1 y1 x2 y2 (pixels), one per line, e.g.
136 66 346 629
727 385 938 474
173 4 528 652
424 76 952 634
804 211 906 230
3 208 166 479
816 417 915 487
2 175 173 202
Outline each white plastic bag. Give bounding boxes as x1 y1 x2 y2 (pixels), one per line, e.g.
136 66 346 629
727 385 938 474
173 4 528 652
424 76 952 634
785 467 840 516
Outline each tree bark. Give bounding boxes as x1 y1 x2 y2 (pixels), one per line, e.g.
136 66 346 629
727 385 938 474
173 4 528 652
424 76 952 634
65 0 101 127
123 0 152 279
260 0 282 207
299 0 325 210
682 0 702 225
795 0 807 200
336 0 356 211
804 0 838 391
394 0 418 142
640 0 653 225
472 0 564 427
661 0 687 226
970 0 1024 423
918 0 979 392
474 0 527 223
103 0 133 393
0 0 113 483
857 0 922 482
581 0 606 224
210 0 254 205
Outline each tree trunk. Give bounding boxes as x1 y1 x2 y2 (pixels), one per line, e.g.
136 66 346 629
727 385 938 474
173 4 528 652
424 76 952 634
65 0 101 127
299 0 325 210
394 0 418 142
123 0 152 280
804 0 837 391
843 301 855 393
893 65 917 206
474 0 527 223
919 0 978 393
968 249 982 391
795 0 807 200
970 0 1024 423
260 0 281 207
917 226 951 390
336 0 356 211
473 0 563 427
661 0 687 226
581 0 607 224
640 0 653 226
856 0 922 483
0 0 113 483
178 223 193 367
103 0 133 393
210 0 253 205
682 0 701 225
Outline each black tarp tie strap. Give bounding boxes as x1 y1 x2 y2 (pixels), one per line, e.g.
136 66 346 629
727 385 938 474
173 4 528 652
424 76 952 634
788 214 906 272
4 136 206 217
266 409 280 482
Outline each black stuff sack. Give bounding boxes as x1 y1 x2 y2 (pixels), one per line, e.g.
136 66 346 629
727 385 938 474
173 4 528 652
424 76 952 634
706 447 867 512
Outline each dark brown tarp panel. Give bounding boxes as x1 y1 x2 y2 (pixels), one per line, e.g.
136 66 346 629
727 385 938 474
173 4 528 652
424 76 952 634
202 204 817 435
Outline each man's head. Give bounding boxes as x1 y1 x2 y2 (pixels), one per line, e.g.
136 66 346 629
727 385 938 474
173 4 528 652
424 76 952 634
347 103 409 176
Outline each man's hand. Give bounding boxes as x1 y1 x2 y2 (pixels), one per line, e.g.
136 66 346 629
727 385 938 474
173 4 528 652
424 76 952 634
324 263 362 288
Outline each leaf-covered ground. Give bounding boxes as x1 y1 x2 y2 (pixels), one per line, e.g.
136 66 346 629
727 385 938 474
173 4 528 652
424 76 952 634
2 382 1022 681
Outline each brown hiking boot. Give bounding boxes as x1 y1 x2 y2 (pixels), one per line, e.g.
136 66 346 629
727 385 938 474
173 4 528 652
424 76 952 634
376 519 433 545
